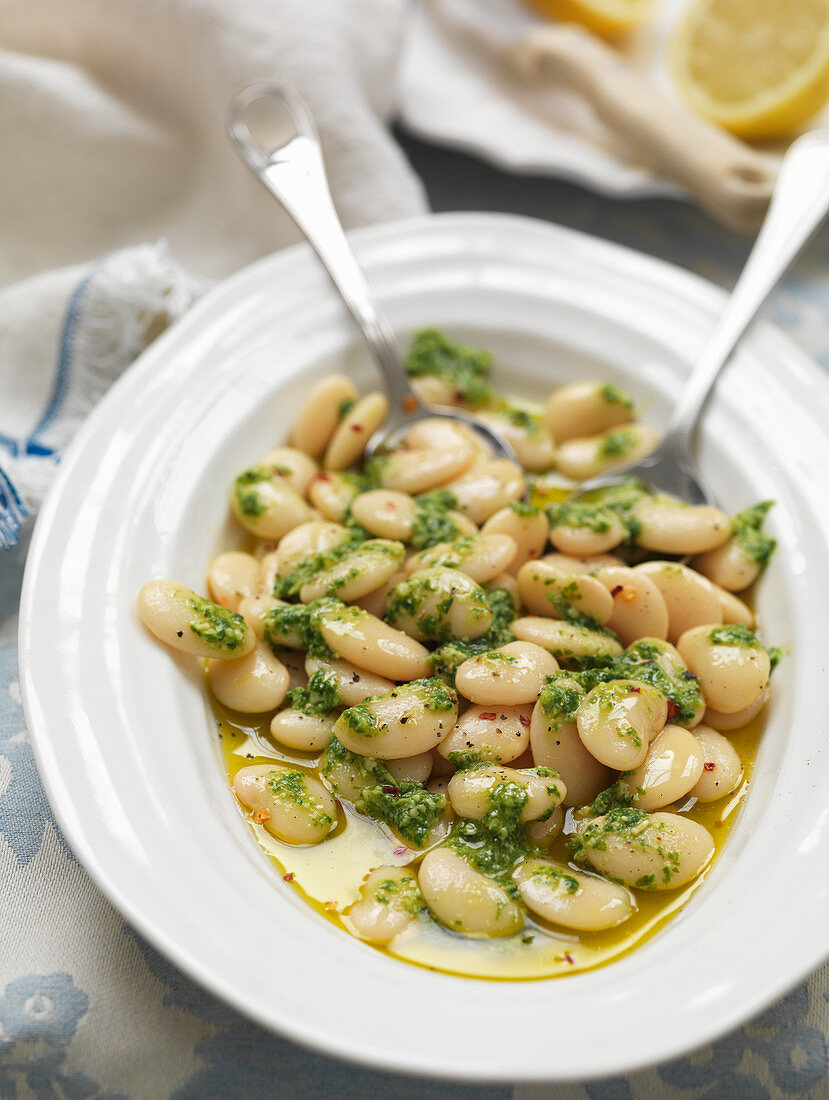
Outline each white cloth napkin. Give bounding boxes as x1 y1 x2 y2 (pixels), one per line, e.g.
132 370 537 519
0 0 427 548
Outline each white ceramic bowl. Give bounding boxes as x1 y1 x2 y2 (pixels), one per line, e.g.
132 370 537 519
19 214 829 1082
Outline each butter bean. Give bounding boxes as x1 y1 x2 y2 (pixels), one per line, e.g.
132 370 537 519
447 460 526 524
623 637 706 730
542 552 625 574
334 678 458 759
477 410 557 471
270 709 336 752
547 508 626 557
290 374 359 458
305 656 394 707
515 860 635 931
386 568 493 642
481 507 549 572
353 570 406 618
230 468 315 540
626 724 705 811
544 380 634 443
315 602 431 680
677 624 770 713
511 616 623 660
404 417 488 459
576 680 668 770
275 521 348 579
517 560 614 623
575 810 714 891
715 584 754 628
239 594 287 639
633 561 723 643
350 490 416 540
207 552 261 613
554 424 660 482
308 472 363 522
324 392 388 470
438 703 532 765
595 566 669 646
447 764 565 823
704 684 769 730
138 580 255 660
375 447 474 494
632 497 731 556
530 687 612 807
256 446 318 496
386 751 434 785
418 848 523 937
689 725 743 802
208 644 290 713
347 866 422 944
455 641 559 706
234 764 337 844
299 539 405 604
693 537 761 593
406 534 517 584
526 806 564 848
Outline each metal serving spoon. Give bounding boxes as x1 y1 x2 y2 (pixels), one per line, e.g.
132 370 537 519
229 84 516 463
577 129 829 505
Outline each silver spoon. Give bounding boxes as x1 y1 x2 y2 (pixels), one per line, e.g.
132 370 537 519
229 83 516 463
577 129 829 505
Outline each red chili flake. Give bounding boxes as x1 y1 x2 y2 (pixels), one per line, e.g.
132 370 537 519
316 472 332 482
479 712 497 721
350 423 364 433
715 819 724 828
519 714 530 727
666 701 681 719
282 872 294 882
393 846 408 856
629 686 641 694
703 761 716 771
563 953 575 965
252 808 271 824
381 785 400 797
384 501 397 509
453 390 465 402
403 395 418 412
611 584 624 598
324 901 337 911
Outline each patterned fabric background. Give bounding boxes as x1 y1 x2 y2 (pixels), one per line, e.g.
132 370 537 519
2 144 828 1097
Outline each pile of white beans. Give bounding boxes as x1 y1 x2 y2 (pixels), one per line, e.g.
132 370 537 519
138 337 777 956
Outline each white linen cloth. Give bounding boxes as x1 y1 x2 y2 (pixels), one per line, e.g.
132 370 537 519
0 0 426 546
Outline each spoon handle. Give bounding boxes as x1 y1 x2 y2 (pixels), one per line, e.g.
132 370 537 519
229 84 419 416
667 130 829 458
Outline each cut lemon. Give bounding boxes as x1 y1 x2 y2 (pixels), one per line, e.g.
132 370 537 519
673 0 829 138
522 0 657 39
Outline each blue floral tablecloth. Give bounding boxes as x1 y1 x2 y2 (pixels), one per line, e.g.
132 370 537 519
2 141 828 1098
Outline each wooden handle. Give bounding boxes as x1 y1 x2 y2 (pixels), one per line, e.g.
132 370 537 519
508 24 776 231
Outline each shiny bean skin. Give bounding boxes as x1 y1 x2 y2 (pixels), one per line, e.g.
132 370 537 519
334 679 458 760
544 381 634 443
704 684 769 730
347 866 422 945
258 550 281 595
547 510 626 557
290 374 359 458
515 860 635 931
447 460 526 524
305 656 394 707
455 641 559 706
257 446 318 496
481 507 549 572
554 424 660 482
404 417 488 460
406 534 517 584
626 724 705 811
324 392 388 470
230 471 315 540
677 625 770 713
477 411 557 471
633 561 723 643
626 637 705 730
308 472 363 522
631 498 731 556
511 616 623 661
716 585 754 628
353 570 406 618
208 644 290 713
270 709 336 752
386 751 434 785
275 521 348 579
447 764 565 823
525 806 564 848
315 602 431 680
576 811 714 891
207 552 261 613
409 375 464 407
137 580 255 660
595 566 669 646
689 725 743 802
278 647 307 690
233 764 336 844
240 594 288 640
386 568 493 642
542 552 624 575
693 537 760 593
517 560 614 623
350 490 416 540
375 447 474 494
576 680 668 770
530 694 612 807
299 539 405 603
486 571 521 609
438 703 532 764
418 848 523 937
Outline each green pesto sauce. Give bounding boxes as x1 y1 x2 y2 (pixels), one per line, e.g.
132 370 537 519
447 818 527 887
709 624 761 648
338 397 356 420
338 700 379 737
767 645 783 671
546 500 614 534
186 595 248 654
374 874 423 915
410 489 461 551
262 598 349 660
265 769 332 829
530 864 580 894
483 781 529 840
599 383 634 409
495 402 542 436
273 529 366 598
286 668 342 716
569 807 681 888
731 500 776 568
508 500 540 518
584 781 634 817
404 328 494 408
233 465 272 516
427 587 517 683
538 673 586 722
598 428 637 459
385 571 489 643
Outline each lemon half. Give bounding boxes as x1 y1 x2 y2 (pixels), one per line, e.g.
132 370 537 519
673 0 829 138
522 0 656 38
